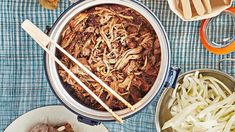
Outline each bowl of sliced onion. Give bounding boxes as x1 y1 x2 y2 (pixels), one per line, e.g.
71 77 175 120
156 69 235 132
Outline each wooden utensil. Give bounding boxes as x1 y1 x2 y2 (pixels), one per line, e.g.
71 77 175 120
21 19 131 123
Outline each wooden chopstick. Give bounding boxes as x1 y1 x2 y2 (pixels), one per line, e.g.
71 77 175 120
21 19 124 123
22 19 134 111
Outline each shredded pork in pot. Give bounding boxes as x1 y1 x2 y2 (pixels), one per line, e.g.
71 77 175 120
57 5 161 110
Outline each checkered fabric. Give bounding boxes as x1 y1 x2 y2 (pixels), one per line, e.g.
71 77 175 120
0 0 234 132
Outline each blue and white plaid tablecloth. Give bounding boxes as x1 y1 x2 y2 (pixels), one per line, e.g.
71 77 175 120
0 0 234 132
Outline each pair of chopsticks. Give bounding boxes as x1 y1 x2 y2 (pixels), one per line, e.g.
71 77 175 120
21 19 135 123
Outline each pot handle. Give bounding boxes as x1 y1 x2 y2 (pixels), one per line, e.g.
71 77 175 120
164 67 181 88
77 114 101 126
44 26 51 35
218 58 235 74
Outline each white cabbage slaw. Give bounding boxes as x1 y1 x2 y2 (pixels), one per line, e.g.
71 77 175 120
162 71 235 132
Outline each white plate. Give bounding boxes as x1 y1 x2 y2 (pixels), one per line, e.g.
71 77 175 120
4 105 109 132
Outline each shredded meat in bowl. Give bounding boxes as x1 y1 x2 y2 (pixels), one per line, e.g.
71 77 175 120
57 5 161 111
